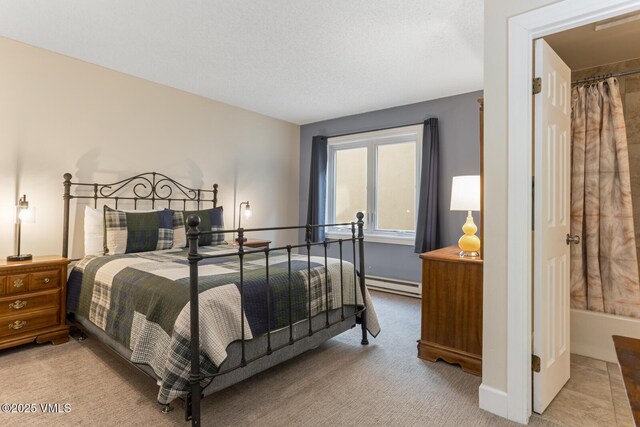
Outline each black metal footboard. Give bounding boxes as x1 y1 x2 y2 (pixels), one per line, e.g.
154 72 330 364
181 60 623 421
185 212 368 427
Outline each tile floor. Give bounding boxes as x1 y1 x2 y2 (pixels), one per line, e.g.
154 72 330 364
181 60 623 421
533 354 634 427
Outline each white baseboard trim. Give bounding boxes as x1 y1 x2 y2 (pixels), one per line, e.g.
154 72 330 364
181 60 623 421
366 275 421 297
479 383 509 420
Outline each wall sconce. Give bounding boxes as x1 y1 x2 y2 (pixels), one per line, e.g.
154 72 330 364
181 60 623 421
236 201 251 243
450 176 480 257
7 194 36 261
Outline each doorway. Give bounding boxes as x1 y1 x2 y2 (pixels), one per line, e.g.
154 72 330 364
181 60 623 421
531 16 640 425
503 1 640 424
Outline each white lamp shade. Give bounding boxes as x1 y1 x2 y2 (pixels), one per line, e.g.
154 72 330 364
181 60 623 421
16 206 36 223
450 175 480 211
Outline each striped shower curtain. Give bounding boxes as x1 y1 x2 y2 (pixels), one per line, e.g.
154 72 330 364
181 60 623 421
570 77 640 318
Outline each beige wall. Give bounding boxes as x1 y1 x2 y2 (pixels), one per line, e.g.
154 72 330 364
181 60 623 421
0 37 300 259
483 0 562 395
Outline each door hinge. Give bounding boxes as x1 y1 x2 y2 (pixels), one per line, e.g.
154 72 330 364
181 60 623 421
533 77 542 95
532 354 541 373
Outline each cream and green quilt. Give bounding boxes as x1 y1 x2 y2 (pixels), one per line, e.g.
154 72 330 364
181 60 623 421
67 245 380 404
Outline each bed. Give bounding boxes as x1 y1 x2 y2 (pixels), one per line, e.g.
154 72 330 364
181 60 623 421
61 172 379 426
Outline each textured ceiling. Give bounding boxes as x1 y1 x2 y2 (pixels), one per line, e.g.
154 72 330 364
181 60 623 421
0 0 484 124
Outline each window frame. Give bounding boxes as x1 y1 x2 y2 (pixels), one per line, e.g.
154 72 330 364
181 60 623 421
326 124 423 245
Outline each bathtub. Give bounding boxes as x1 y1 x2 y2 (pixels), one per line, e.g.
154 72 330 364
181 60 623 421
571 308 640 363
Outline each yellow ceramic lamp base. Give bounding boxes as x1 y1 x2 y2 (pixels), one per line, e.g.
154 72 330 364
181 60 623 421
458 211 480 257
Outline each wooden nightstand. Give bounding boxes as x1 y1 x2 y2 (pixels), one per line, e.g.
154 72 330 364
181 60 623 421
418 245 483 375
0 256 70 350
230 238 271 249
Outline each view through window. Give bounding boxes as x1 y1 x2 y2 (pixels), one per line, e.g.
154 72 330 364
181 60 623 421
327 125 422 241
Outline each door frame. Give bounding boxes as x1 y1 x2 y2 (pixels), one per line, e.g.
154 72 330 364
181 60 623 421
506 0 640 424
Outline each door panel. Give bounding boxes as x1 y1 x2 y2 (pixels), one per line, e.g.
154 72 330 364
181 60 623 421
533 38 571 414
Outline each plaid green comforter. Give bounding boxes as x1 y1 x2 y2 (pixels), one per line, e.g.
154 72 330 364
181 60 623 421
67 245 380 404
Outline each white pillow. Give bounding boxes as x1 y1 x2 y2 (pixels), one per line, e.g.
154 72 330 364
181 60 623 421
84 206 106 256
83 206 162 257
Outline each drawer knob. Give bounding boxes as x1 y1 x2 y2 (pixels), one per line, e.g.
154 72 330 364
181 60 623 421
9 300 27 310
13 279 24 288
43 278 50 284
8 320 27 330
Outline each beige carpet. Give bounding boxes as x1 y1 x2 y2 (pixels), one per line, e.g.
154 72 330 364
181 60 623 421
0 291 558 427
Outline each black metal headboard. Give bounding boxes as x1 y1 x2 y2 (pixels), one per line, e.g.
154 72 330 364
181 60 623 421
62 172 219 258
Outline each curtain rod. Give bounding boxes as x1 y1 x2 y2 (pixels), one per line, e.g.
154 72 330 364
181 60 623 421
572 67 640 86
325 120 429 139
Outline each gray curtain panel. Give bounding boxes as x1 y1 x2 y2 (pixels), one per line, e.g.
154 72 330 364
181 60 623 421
307 135 328 242
414 118 439 253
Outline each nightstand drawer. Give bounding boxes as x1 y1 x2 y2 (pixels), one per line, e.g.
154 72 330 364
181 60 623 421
0 277 5 296
6 274 29 295
0 309 59 339
0 290 60 317
30 270 60 291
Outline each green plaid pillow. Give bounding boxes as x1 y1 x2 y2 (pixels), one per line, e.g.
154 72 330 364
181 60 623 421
171 207 224 248
104 206 174 254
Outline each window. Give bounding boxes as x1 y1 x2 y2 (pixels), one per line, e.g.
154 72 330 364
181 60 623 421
327 125 422 244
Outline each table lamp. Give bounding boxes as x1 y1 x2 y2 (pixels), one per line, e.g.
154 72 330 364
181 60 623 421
450 176 480 257
7 194 36 261
236 201 251 243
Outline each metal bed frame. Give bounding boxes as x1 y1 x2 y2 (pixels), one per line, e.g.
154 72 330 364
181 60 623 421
61 172 369 426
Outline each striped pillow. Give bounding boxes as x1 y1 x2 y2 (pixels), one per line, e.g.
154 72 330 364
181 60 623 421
171 207 224 248
104 207 174 255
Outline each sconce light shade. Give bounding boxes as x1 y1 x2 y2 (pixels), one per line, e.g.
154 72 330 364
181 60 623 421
7 194 35 262
236 201 251 243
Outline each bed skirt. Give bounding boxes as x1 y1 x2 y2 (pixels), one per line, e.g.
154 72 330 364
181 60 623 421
73 307 356 400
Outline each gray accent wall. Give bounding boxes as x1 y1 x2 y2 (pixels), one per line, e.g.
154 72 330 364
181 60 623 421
299 90 483 283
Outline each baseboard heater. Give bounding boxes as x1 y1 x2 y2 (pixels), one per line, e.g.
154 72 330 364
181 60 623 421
366 275 421 298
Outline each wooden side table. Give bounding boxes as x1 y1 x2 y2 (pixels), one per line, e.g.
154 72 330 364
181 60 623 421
0 256 70 350
612 335 640 425
418 245 483 375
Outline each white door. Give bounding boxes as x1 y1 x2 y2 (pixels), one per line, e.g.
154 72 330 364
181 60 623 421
533 38 572 414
